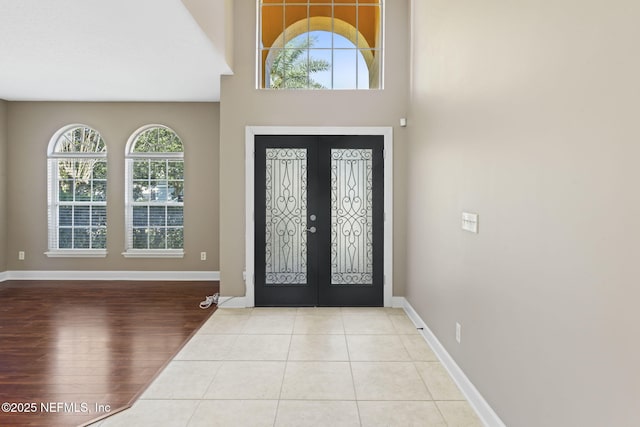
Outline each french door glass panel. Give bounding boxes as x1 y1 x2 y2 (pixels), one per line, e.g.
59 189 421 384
264 148 308 285
331 149 373 285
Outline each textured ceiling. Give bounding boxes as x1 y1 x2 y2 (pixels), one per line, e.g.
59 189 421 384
0 0 231 101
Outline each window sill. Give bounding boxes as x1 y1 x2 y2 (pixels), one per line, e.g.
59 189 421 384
122 250 184 259
45 250 108 258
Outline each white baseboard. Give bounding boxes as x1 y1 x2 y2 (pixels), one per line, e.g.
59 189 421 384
397 297 506 427
216 296 247 308
391 296 407 308
0 271 8 282
3 270 220 281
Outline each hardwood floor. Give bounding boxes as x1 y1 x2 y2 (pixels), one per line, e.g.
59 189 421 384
0 280 218 427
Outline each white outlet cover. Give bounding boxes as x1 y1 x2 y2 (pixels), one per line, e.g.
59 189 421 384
461 212 478 233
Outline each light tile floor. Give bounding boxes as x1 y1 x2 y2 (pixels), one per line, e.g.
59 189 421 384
90 307 483 427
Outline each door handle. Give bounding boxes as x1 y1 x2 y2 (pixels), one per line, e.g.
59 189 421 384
306 226 317 233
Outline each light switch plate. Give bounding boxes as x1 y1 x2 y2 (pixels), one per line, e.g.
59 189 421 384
462 212 478 233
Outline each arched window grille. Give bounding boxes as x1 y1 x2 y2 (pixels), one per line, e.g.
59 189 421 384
259 0 383 90
47 125 108 256
124 125 185 257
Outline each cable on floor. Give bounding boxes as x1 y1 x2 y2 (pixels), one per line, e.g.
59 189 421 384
199 293 218 309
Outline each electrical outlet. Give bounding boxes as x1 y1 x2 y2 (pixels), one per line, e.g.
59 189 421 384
200 252 207 261
18 251 25 260
456 322 461 343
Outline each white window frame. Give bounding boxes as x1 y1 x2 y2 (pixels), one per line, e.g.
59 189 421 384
256 0 385 90
46 124 108 258
123 124 185 258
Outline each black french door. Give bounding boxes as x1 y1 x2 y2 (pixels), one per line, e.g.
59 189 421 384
255 135 384 306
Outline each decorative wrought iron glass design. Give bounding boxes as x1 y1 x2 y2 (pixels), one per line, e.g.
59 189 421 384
265 148 308 284
331 149 373 285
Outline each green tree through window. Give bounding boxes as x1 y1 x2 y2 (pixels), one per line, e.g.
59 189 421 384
126 125 184 253
47 125 108 252
269 35 330 89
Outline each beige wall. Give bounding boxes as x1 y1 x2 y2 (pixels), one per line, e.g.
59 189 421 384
407 1 640 426
0 100 7 272
218 0 409 297
6 102 220 272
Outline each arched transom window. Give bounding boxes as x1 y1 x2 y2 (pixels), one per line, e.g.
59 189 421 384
124 125 185 257
259 0 383 89
47 125 107 256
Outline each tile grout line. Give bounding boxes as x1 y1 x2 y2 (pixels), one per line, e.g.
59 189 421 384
272 314 295 427
100 308 479 426
343 316 364 426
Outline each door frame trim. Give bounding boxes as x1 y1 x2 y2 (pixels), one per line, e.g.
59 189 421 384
245 126 393 307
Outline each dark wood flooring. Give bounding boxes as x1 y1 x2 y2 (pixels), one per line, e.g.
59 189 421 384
0 280 218 427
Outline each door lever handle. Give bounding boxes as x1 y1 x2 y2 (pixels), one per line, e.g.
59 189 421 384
306 226 317 233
